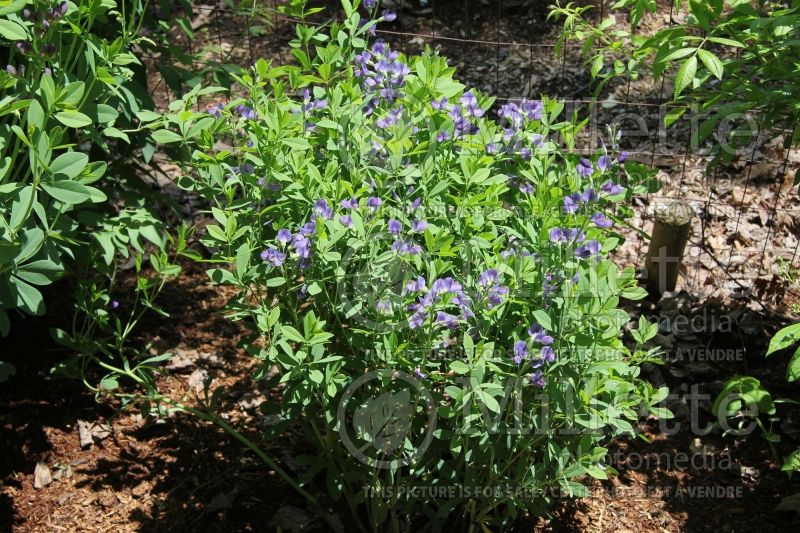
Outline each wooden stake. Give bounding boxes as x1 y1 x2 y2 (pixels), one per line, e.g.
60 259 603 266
645 201 693 297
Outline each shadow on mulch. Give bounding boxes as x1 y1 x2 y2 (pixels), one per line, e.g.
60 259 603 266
0 262 317 532
536 294 800 532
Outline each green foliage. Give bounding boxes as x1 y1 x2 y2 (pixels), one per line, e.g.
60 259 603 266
0 1 170 379
147 1 666 527
550 0 800 151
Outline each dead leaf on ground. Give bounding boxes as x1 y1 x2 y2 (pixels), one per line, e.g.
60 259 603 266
34 462 52 489
77 419 111 449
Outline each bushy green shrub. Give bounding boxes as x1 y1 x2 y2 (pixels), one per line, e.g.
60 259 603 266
0 1 170 379
149 1 667 528
550 0 800 152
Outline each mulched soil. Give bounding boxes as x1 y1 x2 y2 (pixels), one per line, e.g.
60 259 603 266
3 261 800 532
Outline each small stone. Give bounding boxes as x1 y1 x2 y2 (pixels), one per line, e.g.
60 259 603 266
188 369 209 392
34 462 52 489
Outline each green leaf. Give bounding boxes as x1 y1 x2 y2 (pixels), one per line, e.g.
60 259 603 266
0 19 27 40
102 127 130 143
450 361 470 374
707 36 744 48
27 99 45 130
17 259 62 286
281 325 305 343
59 82 85 106
282 138 310 150
673 55 697 98
712 376 775 418
532 309 552 331
697 49 723 80
661 47 696 62
49 152 89 179
55 110 92 128
10 275 45 315
151 129 183 144
9 184 34 229
0 361 15 382
782 449 800 473
788 346 800 383
766 323 800 355
41 180 105 204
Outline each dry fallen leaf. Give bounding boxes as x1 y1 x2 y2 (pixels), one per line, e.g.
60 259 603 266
77 419 111 449
34 462 52 489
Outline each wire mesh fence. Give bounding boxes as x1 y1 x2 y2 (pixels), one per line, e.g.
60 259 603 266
144 0 800 313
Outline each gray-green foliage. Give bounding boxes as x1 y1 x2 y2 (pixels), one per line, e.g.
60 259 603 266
146 1 670 527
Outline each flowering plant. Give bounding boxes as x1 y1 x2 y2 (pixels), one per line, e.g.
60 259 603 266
152 0 667 527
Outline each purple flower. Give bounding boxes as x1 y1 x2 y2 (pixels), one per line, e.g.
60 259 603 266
430 277 462 297
413 366 427 379
411 219 427 233
600 180 624 196
540 346 556 363
431 96 448 110
382 10 396 21
574 240 601 260
563 193 581 214
409 310 428 329
478 268 499 288
208 103 224 118
292 234 312 258
339 214 354 227
392 240 422 255
364 0 377 8
591 212 613 228
299 221 317 236
576 158 593 178
513 340 529 365
528 323 554 345
276 229 293 244
355 40 409 112
110 300 119 310
436 311 459 329
388 218 402 235
618 151 628 163
487 285 509 308
341 198 358 209
261 247 287 267
580 188 598 203
528 370 546 387
376 106 404 128
367 196 382 211
313 199 333 220
597 155 612 172
549 227 585 244
231 163 254 175
236 104 256 120
514 341 528 365
403 276 426 294
375 300 393 314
